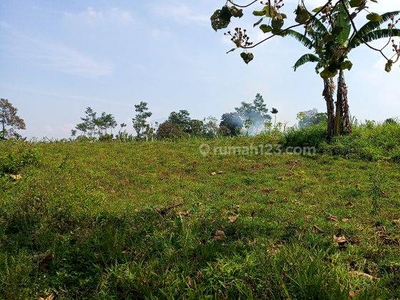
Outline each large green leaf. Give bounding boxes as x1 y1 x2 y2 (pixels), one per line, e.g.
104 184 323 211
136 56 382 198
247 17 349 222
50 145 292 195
253 18 264 27
240 52 254 64
260 24 272 33
352 10 400 44
295 5 310 24
210 6 231 31
349 0 365 8
385 60 393 72
350 29 400 48
309 17 329 36
320 67 338 79
366 13 382 22
286 30 313 49
293 53 320 71
340 60 353 71
335 3 351 46
252 5 277 18
271 17 284 30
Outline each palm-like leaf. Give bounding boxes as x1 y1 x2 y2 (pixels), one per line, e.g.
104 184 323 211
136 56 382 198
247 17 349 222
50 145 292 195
350 28 400 48
308 17 329 36
357 11 400 37
350 11 400 48
286 29 313 49
293 53 320 71
288 18 330 71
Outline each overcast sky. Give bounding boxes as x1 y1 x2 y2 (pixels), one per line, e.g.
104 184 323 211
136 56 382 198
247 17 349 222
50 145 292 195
1 0 399 139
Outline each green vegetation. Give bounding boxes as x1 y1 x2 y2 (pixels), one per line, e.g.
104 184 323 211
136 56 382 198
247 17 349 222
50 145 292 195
0 98 26 140
211 0 400 137
1 121 400 299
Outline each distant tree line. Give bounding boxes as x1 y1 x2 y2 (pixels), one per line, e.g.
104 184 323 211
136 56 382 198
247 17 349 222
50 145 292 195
70 93 282 141
3 95 377 142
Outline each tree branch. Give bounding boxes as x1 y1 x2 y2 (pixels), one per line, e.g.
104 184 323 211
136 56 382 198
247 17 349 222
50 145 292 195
339 0 390 60
226 0 258 8
241 1 333 49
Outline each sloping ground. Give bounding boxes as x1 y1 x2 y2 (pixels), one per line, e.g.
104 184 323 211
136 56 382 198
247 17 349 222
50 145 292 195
1 139 399 299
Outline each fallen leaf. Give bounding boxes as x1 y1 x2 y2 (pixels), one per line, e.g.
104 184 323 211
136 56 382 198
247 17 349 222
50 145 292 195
261 188 275 194
312 225 324 233
33 252 54 271
38 294 55 300
348 290 356 297
9 174 22 180
333 235 347 248
349 271 378 281
326 214 338 222
213 230 226 241
186 276 193 287
177 210 191 217
228 214 239 223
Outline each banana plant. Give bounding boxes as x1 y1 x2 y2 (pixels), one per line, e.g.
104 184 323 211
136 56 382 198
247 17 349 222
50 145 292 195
287 3 400 137
211 0 400 138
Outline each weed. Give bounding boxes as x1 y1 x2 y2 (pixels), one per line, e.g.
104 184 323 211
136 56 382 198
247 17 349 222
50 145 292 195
0 135 399 298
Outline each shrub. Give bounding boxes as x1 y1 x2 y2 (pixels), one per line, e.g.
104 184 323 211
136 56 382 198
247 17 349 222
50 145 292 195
0 143 40 176
284 124 327 150
98 134 114 142
156 121 189 140
321 121 400 161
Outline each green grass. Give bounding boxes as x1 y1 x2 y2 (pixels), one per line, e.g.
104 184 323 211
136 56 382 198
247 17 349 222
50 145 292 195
1 134 400 299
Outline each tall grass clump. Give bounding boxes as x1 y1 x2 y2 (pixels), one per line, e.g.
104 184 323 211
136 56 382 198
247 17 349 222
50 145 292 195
321 120 400 161
0 140 40 176
284 123 327 150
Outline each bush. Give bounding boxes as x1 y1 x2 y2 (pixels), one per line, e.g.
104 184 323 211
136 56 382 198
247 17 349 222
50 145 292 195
156 121 189 140
284 124 327 150
0 143 40 176
321 121 400 161
98 134 113 142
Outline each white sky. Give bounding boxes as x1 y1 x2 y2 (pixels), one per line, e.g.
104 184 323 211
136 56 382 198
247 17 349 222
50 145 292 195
1 0 399 139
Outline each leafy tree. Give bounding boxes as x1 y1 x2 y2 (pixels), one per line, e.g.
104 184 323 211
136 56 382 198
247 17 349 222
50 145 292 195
189 119 205 136
220 112 243 135
164 110 206 137
221 93 272 135
203 116 220 138
168 110 191 133
0 98 26 139
74 107 97 137
218 124 232 136
235 93 272 134
74 107 117 139
211 0 400 137
156 121 188 139
289 6 400 137
297 109 327 128
96 112 117 136
132 102 153 139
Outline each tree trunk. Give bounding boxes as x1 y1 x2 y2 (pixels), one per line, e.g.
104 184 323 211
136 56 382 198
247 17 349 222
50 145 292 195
335 70 352 135
323 78 335 140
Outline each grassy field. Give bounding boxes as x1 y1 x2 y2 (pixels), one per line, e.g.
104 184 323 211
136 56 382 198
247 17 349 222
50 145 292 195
1 132 400 299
